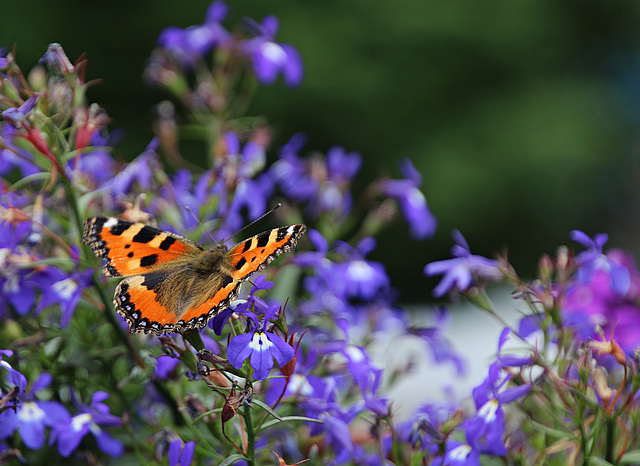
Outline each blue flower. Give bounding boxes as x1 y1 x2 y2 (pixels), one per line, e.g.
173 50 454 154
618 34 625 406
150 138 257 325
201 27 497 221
0 371 69 450
37 267 93 328
381 159 437 239
158 1 231 67
51 391 123 458
241 16 303 87
168 439 195 466
424 230 502 297
271 136 361 219
227 305 294 380
570 230 630 295
100 139 159 196
466 360 530 456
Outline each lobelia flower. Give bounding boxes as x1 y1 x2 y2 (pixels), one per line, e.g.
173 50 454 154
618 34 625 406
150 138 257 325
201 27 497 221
100 138 160 197
424 229 503 297
210 275 273 335
227 304 294 380
168 439 195 466
51 391 123 458
270 135 361 220
380 159 437 239
570 230 630 295
564 248 640 353
0 371 69 450
241 15 303 87
37 266 93 328
158 0 231 67
465 358 531 456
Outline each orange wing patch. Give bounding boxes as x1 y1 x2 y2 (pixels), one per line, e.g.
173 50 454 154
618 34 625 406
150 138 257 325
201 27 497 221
82 217 201 277
229 224 307 279
115 273 242 334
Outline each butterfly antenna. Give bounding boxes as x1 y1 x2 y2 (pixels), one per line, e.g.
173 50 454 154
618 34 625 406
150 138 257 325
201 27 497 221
185 206 218 244
225 203 282 242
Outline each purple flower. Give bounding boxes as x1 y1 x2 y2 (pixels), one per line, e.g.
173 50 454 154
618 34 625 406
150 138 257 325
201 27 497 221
168 439 195 466
0 125 40 177
432 441 480 466
381 159 437 239
51 391 123 458
466 360 530 456
271 137 361 219
241 16 303 87
0 372 69 450
100 139 159 196
227 305 294 380
424 230 503 297
37 268 93 328
210 275 273 335
2 95 40 126
571 230 630 295
158 1 231 66
564 249 640 353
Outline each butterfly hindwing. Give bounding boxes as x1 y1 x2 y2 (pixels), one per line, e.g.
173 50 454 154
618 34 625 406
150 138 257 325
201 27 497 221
82 217 202 277
229 224 307 280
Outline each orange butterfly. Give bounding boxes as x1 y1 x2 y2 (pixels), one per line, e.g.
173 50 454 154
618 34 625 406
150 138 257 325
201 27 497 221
82 217 306 335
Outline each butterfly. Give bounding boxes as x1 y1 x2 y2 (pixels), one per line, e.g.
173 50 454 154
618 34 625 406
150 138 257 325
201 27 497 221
82 217 306 335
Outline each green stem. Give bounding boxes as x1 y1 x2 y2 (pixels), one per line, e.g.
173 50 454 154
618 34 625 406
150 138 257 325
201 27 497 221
606 416 615 464
243 403 256 465
91 274 145 369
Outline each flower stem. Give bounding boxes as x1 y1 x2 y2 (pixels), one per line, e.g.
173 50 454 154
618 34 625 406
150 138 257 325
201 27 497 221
243 403 256 465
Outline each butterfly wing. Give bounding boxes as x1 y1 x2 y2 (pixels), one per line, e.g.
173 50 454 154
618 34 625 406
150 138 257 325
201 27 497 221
228 224 307 279
82 217 203 277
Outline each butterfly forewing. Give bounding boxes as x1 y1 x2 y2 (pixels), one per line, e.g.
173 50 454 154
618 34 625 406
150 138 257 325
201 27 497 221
82 217 202 277
229 224 307 279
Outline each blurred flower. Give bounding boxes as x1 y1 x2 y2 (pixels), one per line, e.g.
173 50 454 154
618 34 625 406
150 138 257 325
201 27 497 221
564 249 640 353
2 95 40 126
424 230 502 297
227 305 294 380
381 159 437 239
242 16 303 87
51 391 123 458
271 135 360 219
37 268 93 328
158 1 231 67
571 230 630 296
168 439 195 466
100 139 160 196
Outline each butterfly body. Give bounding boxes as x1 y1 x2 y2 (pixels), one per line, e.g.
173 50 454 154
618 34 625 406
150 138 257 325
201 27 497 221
82 217 306 335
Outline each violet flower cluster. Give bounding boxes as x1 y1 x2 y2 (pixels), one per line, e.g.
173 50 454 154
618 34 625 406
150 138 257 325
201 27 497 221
3 2 640 465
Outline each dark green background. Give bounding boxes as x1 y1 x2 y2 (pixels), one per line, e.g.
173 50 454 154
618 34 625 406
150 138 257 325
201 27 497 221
3 1 640 302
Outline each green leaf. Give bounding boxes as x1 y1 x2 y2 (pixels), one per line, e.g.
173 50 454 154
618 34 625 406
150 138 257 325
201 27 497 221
8 172 51 191
619 450 640 465
586 457 614 466
219 454 247 466
259 415 323 430
252 399 282 422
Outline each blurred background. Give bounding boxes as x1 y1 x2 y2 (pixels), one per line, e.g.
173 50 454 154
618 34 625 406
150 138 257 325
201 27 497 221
2 0 640 303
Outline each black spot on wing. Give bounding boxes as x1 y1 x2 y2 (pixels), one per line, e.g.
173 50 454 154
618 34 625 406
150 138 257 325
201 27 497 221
140 254 159 267
159 236 176 251
235 257 247 270
221 274 233 288
127 252 134 258
141 271 167 291
132 226 157 244
276 227 288 242
241 240 253 253
256 232 270 248
110 220 133 236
